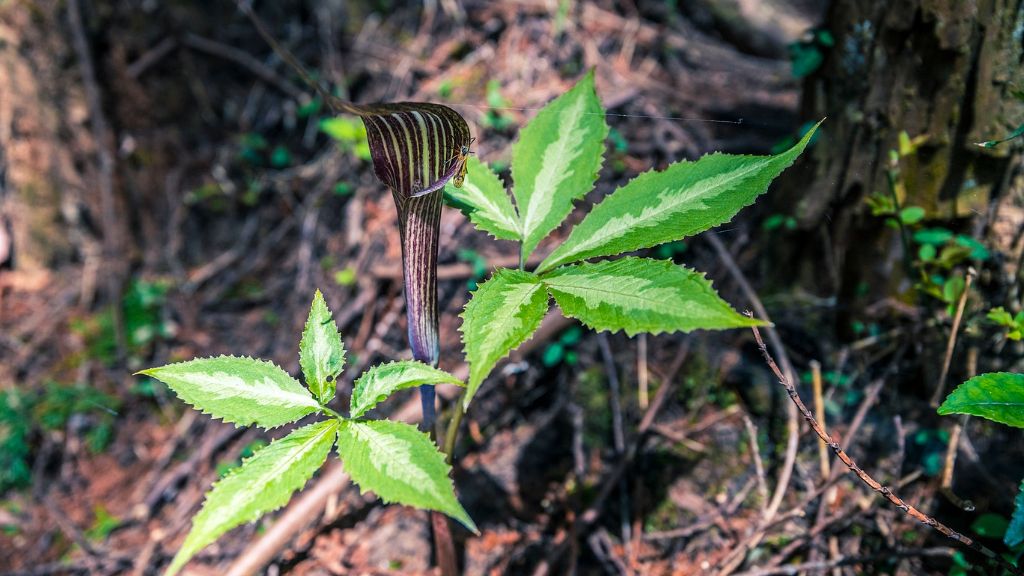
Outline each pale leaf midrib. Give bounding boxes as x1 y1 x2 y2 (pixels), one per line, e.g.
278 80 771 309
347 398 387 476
544 155 776 270
951 401 1024 407
228 423 333 507
521 96 589 242
544 276 717 316
349 422 440 502
462 182 519 234
194 373 317 408
480 281 544 357
188 421 335 548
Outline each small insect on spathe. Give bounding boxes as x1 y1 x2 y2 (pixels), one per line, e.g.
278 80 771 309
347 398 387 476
451 137 476 188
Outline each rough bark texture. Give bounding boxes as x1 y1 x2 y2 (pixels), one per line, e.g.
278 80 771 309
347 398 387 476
772 0 1024 337
0 5 80 276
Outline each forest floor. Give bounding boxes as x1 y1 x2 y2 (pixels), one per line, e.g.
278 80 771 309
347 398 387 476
1 1 1023 575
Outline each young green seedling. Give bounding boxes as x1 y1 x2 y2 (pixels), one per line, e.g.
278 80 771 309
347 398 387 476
141 291 475 575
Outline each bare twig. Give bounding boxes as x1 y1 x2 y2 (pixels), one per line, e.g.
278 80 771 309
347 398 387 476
929 267 976 407
637 333 649 409
810 360 829 479
742 414 768 507
126 36 177 78
645 478 755 541
597 333 631 548
535 339 692 573
706 233 799 517
181 33 305 100
749 322 1021 575
939 419 974 511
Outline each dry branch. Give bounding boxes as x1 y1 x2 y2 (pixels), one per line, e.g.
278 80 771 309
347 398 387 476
749 321 1020 575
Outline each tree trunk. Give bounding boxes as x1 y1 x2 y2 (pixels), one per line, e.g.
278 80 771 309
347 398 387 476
0 4 81 277
772 0 1024 339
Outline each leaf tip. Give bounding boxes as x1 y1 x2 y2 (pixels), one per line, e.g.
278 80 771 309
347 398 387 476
163 553 186 576
456 509 480 535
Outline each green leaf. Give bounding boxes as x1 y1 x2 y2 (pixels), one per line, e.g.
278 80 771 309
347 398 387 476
789 41 824 79
975 123 1024 148
987 307 1014 327
955 235 990 261
541 257 762 336
913 228 954 245
1006 479 1024 548
139 356 320 429
336 419 476 532
512 70 608 263
165 420 338 576
971 513 1009 539
320 117 371 161
899 206 925 225
460 269 549 407
300 290 347 404
350 361 463 419
443 156 520 240
537 122 820 274
938 372 1024 428
943 275 965 305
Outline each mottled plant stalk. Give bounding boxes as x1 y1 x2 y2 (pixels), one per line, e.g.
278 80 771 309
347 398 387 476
393 187 459 575
393 189 444 430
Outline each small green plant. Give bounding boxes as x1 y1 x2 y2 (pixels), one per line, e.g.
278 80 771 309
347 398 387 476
864 134 992 314
320 116 372 161
987 307 1024 341
142 291 475 575
939 373 1024 552
445 71 819 406
788 28 835 78
0 382 119 493
141 36 817 570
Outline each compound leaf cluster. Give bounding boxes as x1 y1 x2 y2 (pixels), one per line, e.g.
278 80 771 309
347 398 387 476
144 292 471 575
448 72 818 405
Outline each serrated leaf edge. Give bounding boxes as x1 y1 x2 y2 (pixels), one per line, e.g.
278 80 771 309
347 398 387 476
334 419 478 533
350 360 464 419
536 121 820 274
138 354 319 430
539 257 766 337
299 289 347 404
459 268 549 407
513 69 610 262
166 419 338 575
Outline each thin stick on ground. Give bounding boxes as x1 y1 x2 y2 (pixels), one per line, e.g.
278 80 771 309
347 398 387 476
638 334 649 409
810 360 829 479
939 419 974 511
742 414 768 507
749 321 1020 575
929 267 975 407
940 345 978 511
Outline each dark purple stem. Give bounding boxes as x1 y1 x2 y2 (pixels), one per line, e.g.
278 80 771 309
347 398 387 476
394 189 443 431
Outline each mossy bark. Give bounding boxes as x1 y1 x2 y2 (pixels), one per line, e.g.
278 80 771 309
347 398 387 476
769 0 1024 338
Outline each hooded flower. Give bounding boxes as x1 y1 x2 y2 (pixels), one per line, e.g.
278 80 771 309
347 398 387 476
351 103 472 428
